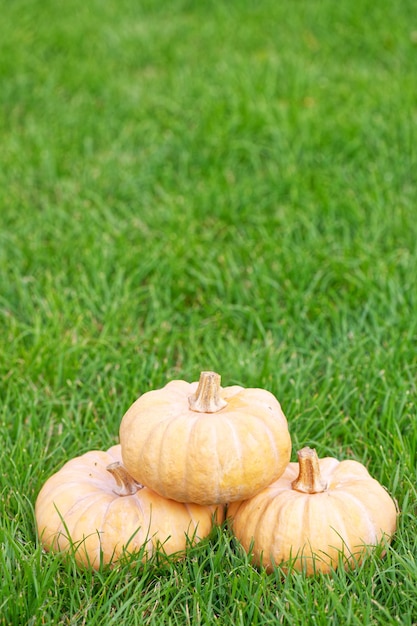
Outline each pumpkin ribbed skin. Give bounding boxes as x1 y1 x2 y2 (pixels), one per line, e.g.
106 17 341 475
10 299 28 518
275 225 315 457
35 445 223 569
228 450 397 575
119 373 291 505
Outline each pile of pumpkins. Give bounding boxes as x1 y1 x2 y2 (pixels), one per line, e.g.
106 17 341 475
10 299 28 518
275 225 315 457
36 371 398 575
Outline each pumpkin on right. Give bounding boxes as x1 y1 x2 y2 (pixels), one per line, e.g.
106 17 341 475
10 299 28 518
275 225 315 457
227 447 397 575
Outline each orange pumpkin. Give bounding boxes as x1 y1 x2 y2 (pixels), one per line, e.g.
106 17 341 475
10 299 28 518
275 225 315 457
35 444 223 569
228 447 397 575
119 371 292 505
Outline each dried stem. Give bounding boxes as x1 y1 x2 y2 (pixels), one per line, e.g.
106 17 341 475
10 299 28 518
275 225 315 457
106 461 143 496
291 447 327 494
188 371 227 413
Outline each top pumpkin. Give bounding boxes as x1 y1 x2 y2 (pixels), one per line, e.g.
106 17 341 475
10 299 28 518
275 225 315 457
119 371 291 505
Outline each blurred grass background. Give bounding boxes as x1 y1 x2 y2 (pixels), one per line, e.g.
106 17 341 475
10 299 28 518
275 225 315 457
1 0 417 623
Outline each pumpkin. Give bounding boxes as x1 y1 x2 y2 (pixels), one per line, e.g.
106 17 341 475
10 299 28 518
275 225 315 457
228 447 397 575
119 371 291 505
35 444 223 569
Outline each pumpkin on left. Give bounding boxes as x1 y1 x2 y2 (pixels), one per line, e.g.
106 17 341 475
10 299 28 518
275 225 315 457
35 445 223 569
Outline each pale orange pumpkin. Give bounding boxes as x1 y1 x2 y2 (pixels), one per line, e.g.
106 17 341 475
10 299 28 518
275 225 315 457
228 447 397 575
35 444 223 569
119 371 292 505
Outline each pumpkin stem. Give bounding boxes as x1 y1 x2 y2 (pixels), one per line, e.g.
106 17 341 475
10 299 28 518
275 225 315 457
106 462 143 496
188 371 227 413
291 447 327 494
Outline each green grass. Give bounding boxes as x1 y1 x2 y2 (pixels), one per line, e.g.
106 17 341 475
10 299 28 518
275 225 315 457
1 0 417 623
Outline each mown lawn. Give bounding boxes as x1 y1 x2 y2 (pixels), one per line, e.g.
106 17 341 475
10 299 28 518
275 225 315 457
1 0 417 624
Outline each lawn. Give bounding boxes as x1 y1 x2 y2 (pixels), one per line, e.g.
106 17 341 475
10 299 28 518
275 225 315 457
1 0 417 623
